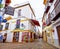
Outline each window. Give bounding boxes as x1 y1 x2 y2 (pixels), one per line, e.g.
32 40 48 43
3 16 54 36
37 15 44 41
18 9 21 17
5 23 9 30
0 25 3 31
16 19 20 29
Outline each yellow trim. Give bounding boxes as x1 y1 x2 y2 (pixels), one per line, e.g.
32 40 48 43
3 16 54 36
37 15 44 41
0 30 6 32
12 19 29 23
11 29 34 33
0 29 34 33
21 19 29 22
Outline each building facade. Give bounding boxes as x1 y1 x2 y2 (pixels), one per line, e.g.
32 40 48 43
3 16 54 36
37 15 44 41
0 3 40 42
42 0 60 48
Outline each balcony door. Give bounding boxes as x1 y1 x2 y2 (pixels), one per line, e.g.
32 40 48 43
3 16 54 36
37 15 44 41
13 32 19 42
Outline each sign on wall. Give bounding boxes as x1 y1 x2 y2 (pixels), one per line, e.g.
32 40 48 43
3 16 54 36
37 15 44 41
5 6 15 16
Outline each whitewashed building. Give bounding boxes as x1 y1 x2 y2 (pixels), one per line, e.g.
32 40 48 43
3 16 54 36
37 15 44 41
0 3 40 42
42 0 60 48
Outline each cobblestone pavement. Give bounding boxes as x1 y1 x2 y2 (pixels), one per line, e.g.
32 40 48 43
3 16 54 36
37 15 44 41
0 39 58 49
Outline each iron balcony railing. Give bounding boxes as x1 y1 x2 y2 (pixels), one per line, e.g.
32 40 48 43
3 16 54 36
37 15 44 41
50 0 60 21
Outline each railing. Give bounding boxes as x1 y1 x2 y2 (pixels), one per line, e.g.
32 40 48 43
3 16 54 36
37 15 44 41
50 10 56 20
54 0 59 8
46 18 51 25
45 0 53 13
50 0 60 21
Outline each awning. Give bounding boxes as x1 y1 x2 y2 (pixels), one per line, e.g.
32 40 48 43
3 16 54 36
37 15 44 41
30 19 40 26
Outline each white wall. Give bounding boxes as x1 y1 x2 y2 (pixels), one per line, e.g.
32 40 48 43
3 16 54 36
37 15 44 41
20 20 34 31
52 21 60 46
20 21 29 30
1 23 5 30
27 21 34 31
0 31 6 35
21 5 34 19
6 32 13 42
53 26 58 39
19 32 22 42
14 9 18 18
14 5 35 19
9 22 16 31
6 19 34 31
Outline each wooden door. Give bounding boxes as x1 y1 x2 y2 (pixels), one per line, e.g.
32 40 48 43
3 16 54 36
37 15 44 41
13 32 19 42
22 32 29 42
56 25 60 45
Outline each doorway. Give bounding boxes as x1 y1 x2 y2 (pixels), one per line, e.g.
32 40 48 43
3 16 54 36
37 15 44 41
13 32 19 42
56 25 60 45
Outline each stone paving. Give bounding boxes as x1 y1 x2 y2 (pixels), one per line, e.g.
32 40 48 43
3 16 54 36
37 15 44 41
0 39 59 49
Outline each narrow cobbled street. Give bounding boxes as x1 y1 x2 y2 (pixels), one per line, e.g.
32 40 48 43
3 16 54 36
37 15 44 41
0 0 60 49
0 39 58 49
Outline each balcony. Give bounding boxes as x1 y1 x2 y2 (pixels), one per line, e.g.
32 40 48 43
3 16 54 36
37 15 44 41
46 19 51 26
54 0 60 8
50 0 60 21
52 13 60 21
45 0 54 13
50 10 56 20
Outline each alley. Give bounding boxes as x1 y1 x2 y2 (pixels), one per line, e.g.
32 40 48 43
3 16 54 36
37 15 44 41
0 39 58 49
0 0 60 49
